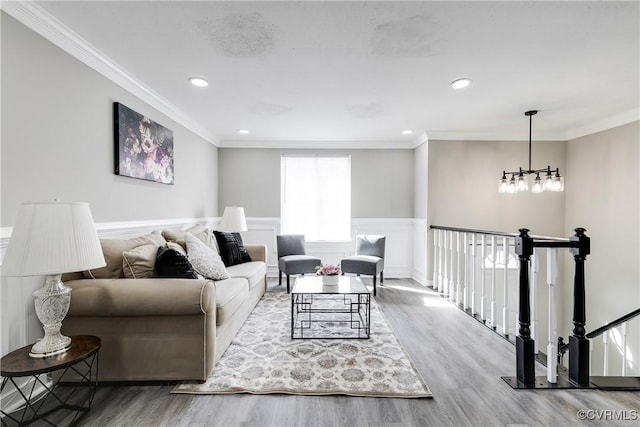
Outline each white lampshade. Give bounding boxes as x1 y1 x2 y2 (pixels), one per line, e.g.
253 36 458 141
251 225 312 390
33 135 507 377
2 201 106 276
219 206 247 232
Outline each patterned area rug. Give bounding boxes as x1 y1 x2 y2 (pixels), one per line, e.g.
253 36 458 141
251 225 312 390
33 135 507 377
172 291 432 398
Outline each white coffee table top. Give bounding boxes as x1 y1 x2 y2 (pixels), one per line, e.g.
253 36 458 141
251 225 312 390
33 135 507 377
291 275 369 294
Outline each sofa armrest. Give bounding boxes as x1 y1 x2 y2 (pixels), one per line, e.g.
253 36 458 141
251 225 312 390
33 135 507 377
65 278 215 317
245 244 267 263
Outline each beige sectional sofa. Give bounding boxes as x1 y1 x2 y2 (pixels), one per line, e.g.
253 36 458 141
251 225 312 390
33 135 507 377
61 225 267 382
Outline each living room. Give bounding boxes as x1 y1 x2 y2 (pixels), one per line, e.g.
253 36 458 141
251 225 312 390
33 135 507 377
1 1 639 426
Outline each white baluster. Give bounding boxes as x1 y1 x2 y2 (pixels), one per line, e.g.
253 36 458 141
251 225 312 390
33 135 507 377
455 232 461 305
432 230 438 289
621 322 628 375
490 235 497 329
443 230 449 296
470 233 476 315
463 233 469 311
546 248 558 383
480 234 486 322
449 231 455 300
603 331 609 376
531 250 539 354
589 339 594 376
438 229 443 293
502 236 509 336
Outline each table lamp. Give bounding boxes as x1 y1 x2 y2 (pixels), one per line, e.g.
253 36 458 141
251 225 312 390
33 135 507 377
219 206 248 232
2 201 106 358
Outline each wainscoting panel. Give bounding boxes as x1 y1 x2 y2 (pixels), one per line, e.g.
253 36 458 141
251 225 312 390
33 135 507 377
243 218 279 275
0 215 425 406
413 219 428 286
0 216 423 357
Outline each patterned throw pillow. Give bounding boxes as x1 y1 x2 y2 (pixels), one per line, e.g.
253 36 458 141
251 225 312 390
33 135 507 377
213 231 252 266
155 246 198 279
185 233 230 280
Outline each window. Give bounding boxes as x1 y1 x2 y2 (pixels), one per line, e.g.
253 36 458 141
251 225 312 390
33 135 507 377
281 155 351 241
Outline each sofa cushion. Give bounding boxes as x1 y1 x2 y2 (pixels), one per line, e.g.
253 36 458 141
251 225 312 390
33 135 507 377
66 278 213 316
155 246 198 279
214 278 249 325
225 261 266 291
162 225 218 253
185 233 229 280
167 241 187 256
85 232 167 279
213 231 252 266
122 244 159 279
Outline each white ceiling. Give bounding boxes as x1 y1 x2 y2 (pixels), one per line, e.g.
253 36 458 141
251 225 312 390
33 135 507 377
7 1 640 147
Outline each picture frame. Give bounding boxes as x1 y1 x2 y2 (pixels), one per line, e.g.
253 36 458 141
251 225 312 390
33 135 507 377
114 102 174 185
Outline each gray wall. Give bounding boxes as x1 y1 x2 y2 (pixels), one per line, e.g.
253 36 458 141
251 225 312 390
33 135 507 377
1 13 218 226
428 138 567 236
413 141 428 219
427 123 640 375
564 121 639 375
218 148 414 218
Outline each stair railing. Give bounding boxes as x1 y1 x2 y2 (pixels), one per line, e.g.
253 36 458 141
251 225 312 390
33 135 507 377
430 225 592 388
560 308 640 376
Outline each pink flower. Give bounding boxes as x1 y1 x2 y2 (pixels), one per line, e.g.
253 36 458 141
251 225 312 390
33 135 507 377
316 264 341 276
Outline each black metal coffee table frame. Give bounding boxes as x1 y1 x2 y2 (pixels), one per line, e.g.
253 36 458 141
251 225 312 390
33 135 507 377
291 276 371 339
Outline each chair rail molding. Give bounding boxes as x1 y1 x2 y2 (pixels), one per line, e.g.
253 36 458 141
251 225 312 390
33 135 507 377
2 215 423 357
244 217 418 279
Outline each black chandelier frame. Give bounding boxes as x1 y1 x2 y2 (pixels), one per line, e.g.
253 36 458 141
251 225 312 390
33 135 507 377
499 110 564 193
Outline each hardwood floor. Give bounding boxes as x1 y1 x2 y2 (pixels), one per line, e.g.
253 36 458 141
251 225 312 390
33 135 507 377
75 278 639 426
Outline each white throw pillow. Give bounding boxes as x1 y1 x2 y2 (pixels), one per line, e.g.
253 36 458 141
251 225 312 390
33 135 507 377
122 244 159 279
185 232 229 280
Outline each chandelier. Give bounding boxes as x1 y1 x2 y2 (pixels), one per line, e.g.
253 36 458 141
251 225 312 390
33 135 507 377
499 110 564 194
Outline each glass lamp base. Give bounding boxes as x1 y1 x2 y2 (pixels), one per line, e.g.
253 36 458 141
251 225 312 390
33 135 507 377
30 274 72 358
29 337 72 358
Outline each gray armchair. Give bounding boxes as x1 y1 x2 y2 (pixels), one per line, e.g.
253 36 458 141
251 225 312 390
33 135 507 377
277 235 322 293
341 235 385 296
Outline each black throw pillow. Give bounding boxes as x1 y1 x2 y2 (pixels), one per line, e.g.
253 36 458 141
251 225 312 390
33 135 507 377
213 231 252 266
155 246 198 279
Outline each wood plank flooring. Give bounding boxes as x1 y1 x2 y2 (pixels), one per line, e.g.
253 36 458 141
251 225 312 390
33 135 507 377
73 278 639 426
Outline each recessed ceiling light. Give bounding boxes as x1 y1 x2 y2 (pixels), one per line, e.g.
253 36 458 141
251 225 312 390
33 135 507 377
451 78 472 89
402 130 413 135
238 129 249 134
189 77 209 87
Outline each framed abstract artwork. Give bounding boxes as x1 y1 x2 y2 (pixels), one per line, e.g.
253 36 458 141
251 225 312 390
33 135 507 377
114 102 174 184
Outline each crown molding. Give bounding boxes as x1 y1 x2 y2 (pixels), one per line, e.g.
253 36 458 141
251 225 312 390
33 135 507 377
413 109 640 142
217 139 420 150
424 130 561 142
2 0 219 146
564 108 640 141
3 1 635 148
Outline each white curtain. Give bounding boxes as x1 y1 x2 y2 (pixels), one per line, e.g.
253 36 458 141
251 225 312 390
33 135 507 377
281 155 351 241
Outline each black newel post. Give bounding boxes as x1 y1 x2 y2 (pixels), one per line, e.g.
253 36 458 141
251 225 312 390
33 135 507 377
514 228 535 387
569 227 591 386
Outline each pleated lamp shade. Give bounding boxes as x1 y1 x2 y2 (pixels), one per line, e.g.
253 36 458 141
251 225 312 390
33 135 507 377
2 201 106 276
219 206 248 232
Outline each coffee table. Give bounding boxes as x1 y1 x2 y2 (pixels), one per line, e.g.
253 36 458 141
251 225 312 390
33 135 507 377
291 275 370 339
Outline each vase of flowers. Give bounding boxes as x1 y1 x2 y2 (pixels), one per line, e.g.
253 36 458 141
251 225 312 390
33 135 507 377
316 264 341 286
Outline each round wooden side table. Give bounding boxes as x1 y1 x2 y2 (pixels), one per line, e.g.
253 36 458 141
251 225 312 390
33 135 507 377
1 335 101 426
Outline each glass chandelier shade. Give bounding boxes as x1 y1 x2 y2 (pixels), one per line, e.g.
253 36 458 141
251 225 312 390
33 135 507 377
498 110 564 194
